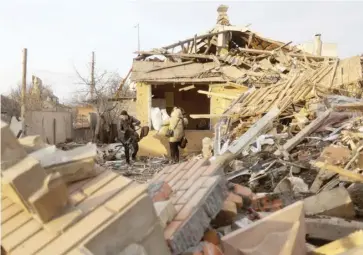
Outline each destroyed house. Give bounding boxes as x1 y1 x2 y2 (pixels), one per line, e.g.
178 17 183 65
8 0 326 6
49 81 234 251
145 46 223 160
132 6 363 156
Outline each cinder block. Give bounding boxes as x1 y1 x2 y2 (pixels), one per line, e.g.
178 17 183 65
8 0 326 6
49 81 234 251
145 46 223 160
304 187 355 219
29 172 69 223
1 121 27 170
154 200 177 228
2 156 46 212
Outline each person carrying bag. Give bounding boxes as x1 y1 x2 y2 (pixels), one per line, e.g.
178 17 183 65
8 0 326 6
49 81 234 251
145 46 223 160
166 108 188 163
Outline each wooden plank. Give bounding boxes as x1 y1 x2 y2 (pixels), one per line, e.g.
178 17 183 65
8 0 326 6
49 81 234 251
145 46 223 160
228 106 281 154
179 85 195 91
312 161 363 183
146 61 193 73
275 109 332 155
197 90 239 100
190 114 231 119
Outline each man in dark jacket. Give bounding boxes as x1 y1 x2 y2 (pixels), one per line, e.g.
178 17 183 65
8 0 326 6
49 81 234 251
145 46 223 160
117 110 141 164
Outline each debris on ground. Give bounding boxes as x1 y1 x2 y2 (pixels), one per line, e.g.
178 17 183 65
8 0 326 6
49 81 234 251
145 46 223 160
2 4 363 255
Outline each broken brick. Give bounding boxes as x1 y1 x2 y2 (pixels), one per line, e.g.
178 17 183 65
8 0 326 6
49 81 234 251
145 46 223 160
232 184 253 199
213 201 237 226
148 181 173 202
226 192 243 209
182 242 223 255
251 193 284 212
203 229 220 246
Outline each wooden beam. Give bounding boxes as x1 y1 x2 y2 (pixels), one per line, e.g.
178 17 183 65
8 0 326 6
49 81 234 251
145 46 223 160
135 51 214 60
190 113 231 119
161 31 226 50
179 85 195 91
274 109 332 155
312 161 363 183
333 102 363 111
146 61 194 73
115 67 132 98
197 90 239 100
194 34 197 53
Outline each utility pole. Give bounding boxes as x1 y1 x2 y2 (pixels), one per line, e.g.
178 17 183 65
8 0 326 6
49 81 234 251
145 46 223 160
21 48 27 135
90 51 95 100
134 24 140 51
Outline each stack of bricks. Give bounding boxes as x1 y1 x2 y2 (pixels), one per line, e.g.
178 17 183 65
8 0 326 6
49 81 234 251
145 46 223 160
150 159 228 254
1 121 69 224
2 168 171 254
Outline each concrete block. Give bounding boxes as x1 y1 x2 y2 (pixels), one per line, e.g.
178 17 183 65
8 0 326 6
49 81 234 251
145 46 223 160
1 121 27 170
2 156 46 212
222 201 306 255
45 158 99 184
303 187 355 219
29 172 69 223
154 200 177 228
18 135 47 153
306 216 363 241
81 194 170 255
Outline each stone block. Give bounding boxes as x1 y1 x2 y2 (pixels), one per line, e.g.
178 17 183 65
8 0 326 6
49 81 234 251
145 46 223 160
148 181 173 202
45 158 99 184
2 156 46 212
1 121 27 170
306 216 363 241
303 187 355 219
222 201 306 255
18 135 47 153
154 200 177 228
81 194 170 255
29 172 69 223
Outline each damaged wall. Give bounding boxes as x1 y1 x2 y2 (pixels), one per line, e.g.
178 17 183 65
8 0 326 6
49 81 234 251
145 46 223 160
25 110 72 144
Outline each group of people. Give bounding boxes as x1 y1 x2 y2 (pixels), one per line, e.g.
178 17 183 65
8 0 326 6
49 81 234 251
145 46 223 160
116 107 188 164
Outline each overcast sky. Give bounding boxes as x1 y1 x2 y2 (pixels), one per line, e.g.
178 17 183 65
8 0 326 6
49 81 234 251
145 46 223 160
1 0 362 102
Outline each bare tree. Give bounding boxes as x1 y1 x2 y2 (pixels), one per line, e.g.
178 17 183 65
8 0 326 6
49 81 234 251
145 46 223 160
8 82 56 111
73 66 135 142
